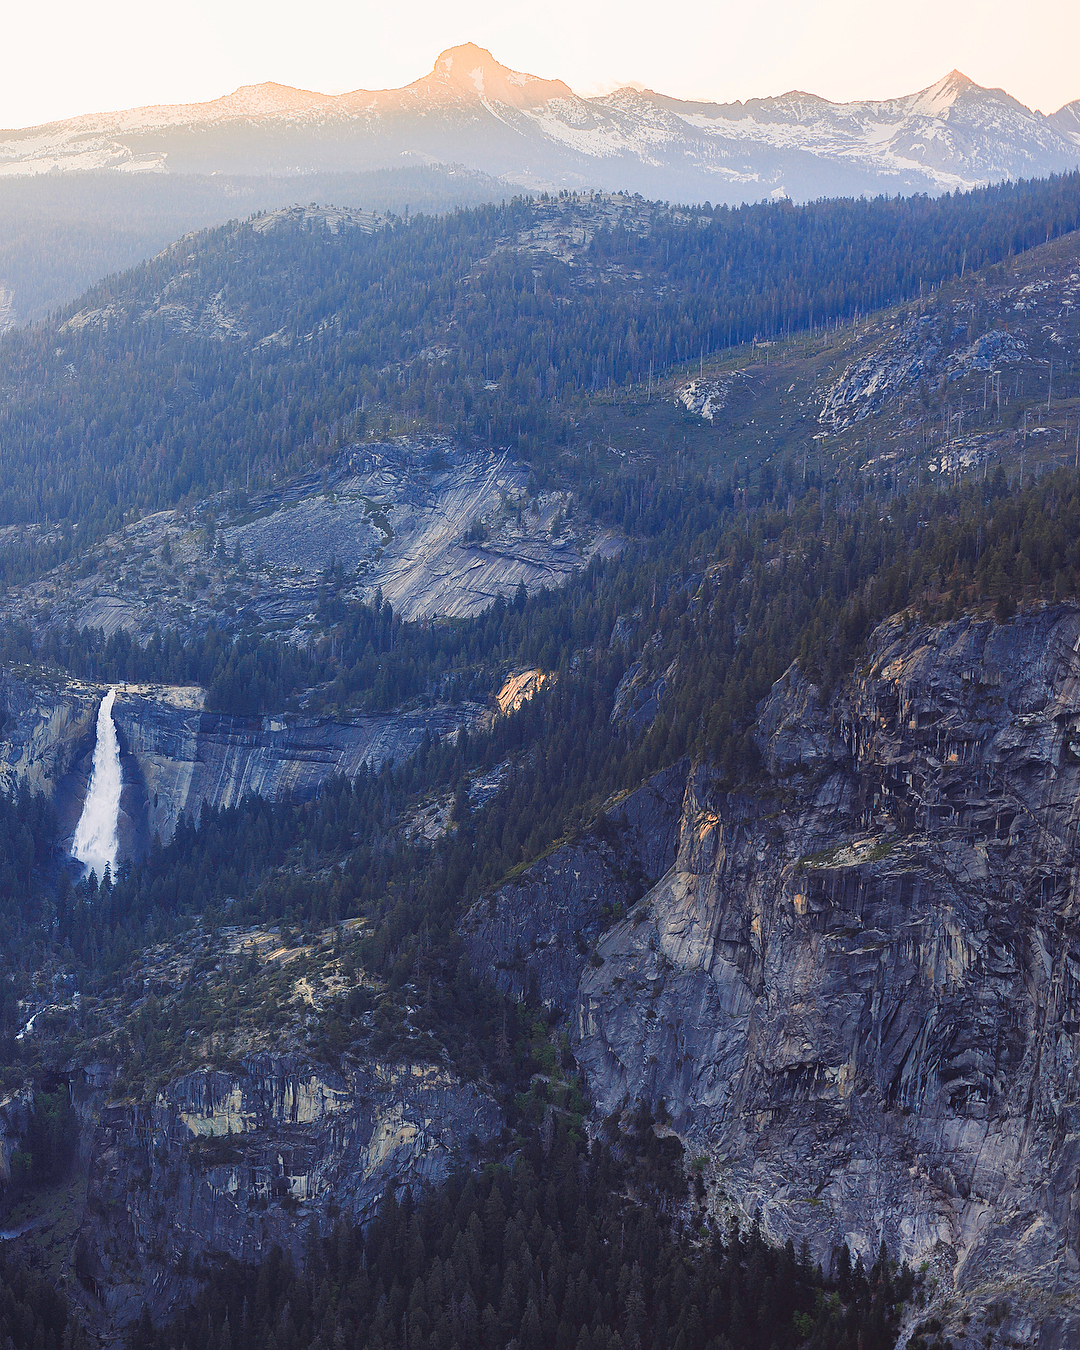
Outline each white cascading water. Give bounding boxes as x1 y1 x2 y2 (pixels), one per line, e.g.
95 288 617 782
71 688 122 879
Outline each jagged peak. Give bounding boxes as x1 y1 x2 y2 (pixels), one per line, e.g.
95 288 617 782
432 43 502 78
909 69 980 115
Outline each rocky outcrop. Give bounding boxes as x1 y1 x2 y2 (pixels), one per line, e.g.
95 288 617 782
71 1054 501 1326
0 285 16 335
0 672 488 852
460 763 687 1011
221 444 563 623
611 657 678 732
566 606 1080 1345
0 441 618 650
30 604 1080 1345
0 674 100 798
752 663 841 776
818 314 942 431
495 669 549 716
675 372 747 422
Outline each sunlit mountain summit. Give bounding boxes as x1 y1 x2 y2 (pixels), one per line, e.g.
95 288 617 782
1 43 1078 201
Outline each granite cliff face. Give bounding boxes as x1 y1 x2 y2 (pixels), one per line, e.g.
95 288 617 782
0 443 611 649
460 762 688 1009
109 691 490 850
71 1054 500 1325
0 672 487 852
57 757 682 1335
467 605 1080 1345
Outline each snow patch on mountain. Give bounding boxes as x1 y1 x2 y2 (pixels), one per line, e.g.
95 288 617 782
1049 100 1080 146
0 47 1077 200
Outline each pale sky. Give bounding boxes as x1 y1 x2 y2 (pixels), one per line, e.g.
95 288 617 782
3 0 1079 130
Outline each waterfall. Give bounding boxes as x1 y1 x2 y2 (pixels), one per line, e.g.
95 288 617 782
72 688 122 880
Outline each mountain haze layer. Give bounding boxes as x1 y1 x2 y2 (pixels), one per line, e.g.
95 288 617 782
3 45 1079 204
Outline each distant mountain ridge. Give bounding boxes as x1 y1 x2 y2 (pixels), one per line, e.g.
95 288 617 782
3 44 1079 203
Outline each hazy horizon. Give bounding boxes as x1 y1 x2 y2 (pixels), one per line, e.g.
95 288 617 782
4 0 1079 131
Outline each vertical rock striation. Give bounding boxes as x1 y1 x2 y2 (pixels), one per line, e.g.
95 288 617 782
569 607 1080 1341
71 1055 501 1327
0 672 489 852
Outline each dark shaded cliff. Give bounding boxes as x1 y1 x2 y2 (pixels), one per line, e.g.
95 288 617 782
70 1053 501 1328
459 761 688 1009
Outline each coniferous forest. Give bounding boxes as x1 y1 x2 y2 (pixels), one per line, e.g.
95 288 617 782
2 151 1080 1350
134 1120 915 1350
0 173 1078 583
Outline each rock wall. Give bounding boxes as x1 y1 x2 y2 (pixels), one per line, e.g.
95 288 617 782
24 604 1080 1343
0 674 99 800
111 690 490 848
71 1054 501 1327
0 672 487 852
467 606 1080 1345
460 762 688 1009
574 608 1080 1344
0 1090 32 1188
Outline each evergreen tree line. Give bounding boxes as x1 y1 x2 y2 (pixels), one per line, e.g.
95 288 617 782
0 622 313 715
132 1113 913 1350
0 789 60 1014
635 463 1080 781
13 446 1080 735
0 1252 77 1350
0 165 504 322
0 464 789 716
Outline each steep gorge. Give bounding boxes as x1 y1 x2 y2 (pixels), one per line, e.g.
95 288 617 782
21 604 1080 1346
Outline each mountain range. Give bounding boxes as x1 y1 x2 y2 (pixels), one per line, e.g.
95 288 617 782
3 44 1080 204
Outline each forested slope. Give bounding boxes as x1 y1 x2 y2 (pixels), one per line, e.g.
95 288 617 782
0 165 507 325
0 175 1079 575
136 1122 913 1350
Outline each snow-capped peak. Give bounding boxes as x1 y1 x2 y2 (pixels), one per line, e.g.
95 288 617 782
0 49 1076 200
912 69 978 117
